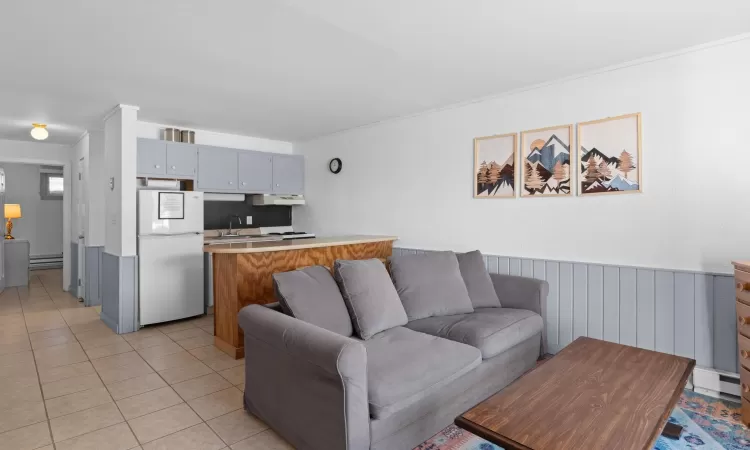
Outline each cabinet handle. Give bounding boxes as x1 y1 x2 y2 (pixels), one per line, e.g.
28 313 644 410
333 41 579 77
276 183 279 187
241 182 246 186
742 349 750 359
739 316 750 326
171 165 176 169
155 165 160 169
228 181 233 185
738 282 750 292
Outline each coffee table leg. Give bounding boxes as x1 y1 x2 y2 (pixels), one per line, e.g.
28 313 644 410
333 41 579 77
661 422 683 440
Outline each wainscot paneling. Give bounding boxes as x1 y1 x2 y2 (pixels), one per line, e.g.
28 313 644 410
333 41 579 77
393 248 737 375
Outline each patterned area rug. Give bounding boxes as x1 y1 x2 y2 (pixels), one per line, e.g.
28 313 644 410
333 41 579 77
415 391 749 450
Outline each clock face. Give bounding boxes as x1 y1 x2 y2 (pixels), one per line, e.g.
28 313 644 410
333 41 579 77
329 158 342 174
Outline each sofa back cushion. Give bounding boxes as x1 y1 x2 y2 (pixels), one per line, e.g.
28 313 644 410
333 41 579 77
457 250 501 308
333 259 408 340
273 265 353 337
389 251 474 321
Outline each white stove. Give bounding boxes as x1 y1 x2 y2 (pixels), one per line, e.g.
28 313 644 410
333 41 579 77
258 226 315 240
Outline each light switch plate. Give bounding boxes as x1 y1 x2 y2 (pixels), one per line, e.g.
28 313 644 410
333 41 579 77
246 216 252 225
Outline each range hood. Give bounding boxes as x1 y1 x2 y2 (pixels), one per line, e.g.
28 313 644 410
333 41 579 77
251 194 306 206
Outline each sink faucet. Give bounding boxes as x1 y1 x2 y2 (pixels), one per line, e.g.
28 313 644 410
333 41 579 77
227 215 242 236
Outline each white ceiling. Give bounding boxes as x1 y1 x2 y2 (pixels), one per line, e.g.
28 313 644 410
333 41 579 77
1 0 749 145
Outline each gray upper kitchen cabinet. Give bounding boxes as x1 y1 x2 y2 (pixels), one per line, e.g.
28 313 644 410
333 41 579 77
197 147 238 191
166 143 197 178
272 154 305 194
238 151 273 193
137 138 167 176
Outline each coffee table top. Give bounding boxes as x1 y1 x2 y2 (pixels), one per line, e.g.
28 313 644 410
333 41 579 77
456 337 695 450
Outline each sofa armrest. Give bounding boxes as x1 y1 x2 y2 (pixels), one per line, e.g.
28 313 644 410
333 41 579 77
238 305 369 450
489 273 548 356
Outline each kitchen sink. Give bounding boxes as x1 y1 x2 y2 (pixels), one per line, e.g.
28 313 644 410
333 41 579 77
204 235 283 245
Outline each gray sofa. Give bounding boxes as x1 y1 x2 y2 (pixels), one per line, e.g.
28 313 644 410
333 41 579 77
238 252 548 450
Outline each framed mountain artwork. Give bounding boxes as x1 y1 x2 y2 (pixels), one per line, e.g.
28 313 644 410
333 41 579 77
474 133 517 198
578 113 642 196
520 124 573 197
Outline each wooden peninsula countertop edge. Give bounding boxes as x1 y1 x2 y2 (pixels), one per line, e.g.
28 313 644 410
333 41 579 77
203 235 399 254
733 260 750 273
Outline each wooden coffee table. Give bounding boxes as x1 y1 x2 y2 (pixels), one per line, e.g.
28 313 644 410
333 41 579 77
456 337 695 450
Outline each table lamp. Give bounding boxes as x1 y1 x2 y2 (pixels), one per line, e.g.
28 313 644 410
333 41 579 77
4 204 21 239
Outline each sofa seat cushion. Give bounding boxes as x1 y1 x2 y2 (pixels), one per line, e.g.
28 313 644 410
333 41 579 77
406 308 543 360
362 327 481 419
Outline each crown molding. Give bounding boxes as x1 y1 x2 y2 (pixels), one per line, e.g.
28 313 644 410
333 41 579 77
71 130 89 147
102 104 140 123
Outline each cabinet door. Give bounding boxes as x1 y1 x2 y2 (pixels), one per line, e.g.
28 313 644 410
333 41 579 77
137 139 167 176
197 147 238 191
272 154 305 194
238 151 273 193
166 143 197 178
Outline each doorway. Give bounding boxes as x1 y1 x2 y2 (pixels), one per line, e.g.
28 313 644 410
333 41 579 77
0 157 72 293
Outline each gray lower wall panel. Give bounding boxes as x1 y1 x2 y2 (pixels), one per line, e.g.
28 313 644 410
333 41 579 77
101 251 138 334
69 241 78 293
84 246 103 307
393 247 738 375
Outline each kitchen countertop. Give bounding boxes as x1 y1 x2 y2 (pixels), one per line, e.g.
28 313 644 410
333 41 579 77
203 235 398 254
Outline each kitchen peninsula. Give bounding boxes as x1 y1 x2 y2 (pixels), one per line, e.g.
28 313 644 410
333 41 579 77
205 235 398 358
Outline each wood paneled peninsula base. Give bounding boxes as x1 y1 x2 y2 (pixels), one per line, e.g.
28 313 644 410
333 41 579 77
205 235 397 358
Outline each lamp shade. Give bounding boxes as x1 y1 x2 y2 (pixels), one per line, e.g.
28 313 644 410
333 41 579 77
4 204 21 219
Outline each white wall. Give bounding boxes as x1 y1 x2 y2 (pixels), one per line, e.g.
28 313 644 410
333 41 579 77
87 130 106 247
137 122 293 154
0 139 71 164
0 138 72 286
3 163 64 256
105 106 138 257
295 36 750 275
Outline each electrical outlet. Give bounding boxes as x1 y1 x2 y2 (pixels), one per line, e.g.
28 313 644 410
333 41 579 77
246 216 252 225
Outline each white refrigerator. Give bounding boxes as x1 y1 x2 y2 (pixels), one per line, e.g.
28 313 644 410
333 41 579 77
138 190 204 326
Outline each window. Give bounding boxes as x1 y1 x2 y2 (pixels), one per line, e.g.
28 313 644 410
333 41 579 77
40 173 64 200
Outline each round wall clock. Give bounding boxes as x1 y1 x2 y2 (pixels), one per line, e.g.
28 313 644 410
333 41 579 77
329 158 342 174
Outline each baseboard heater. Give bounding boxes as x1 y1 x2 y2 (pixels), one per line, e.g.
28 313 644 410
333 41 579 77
692 366 741 401
30 254 63 270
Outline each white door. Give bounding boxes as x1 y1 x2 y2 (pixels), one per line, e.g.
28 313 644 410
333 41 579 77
76 158 86 299
138 233 204 325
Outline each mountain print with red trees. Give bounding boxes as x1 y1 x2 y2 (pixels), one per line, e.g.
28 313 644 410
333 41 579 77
476 156 514 196
524 134 570 195
580 147 638 194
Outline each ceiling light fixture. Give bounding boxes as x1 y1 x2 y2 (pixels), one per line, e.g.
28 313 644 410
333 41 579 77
30 123 49 140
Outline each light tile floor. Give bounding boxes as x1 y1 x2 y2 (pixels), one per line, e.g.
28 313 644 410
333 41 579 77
0 269 293 450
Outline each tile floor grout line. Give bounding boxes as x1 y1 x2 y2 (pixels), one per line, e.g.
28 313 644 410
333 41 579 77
88 350 145 449
25 278 59 450
3 270 256 449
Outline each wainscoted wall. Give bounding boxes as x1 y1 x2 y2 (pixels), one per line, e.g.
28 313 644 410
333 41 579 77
84 246 103 307
100 252 138 334
392 248 738 375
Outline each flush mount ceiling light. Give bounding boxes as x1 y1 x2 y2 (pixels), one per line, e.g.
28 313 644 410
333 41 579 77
30 123 48 140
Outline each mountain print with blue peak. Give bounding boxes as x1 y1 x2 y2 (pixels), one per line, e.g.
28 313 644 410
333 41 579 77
524 134 570 195
580 146 639 194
